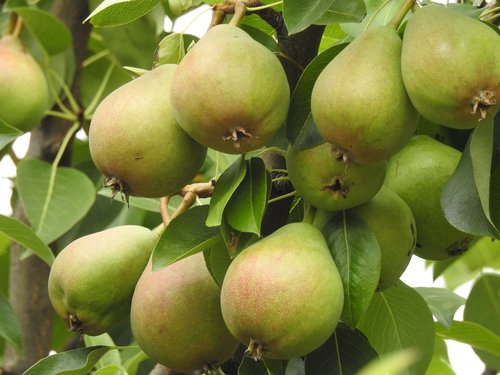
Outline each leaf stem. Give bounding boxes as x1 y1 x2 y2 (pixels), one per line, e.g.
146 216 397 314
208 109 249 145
45 110 77 122
480 6 500 19
388 0 415 29
84 63 114 118
268 190 296 204
7 146 19 166
483 13 500 22
52 122 80 168
50 69 81 115
272 176 289 183
247 1 282 11
82 49 111 68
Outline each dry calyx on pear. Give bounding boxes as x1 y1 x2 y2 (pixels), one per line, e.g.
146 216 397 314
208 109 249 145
131 252 239 374
48 225 158 336
0 35 49 132
220 222 344 360
286 142 386 211
311 24 417 165
401 4 500 129
350 186 417 290
385 135 476 260
89 64 206 201
170 24 290 154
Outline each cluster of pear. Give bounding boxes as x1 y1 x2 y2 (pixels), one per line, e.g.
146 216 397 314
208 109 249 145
47 4 499 374
0 35 49 132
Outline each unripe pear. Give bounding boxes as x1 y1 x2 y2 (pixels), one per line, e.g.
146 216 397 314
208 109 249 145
0 35 49 132
48 225 158 335
220 222 344 360
89 64 206 199
351 186 416 290
170 24 290 154
311 26 418 164
385 135 476 260
401 5 500 129
287 142 386 211
131 253 239 373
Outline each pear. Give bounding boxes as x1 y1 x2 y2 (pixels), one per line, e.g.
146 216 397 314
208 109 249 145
311 25 418 164
130 253 239 373
385 135 476 260
286 142 386 211
401 5 500 129
351 186 416 290
48 225 158 335
220 222 344 360
170 24 290 154
0 35 49 132
89 64 206 199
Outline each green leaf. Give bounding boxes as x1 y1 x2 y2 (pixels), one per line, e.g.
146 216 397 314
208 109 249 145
441 136 499 239
240 24 279 53
14 7 72 55
425 337 454 375
314 0 366 24
286 44 347 149
0 291 23 353
85 0 161 27
206 156 247 227
155 32 185 65
225 158 270 235
305 322 378 375
342 0 406 38
84 334 121 369
0 214 54 266
16 159 96 244
463 274 500 368
491 113 500 229
0 118 23 152
435 320 500 358
23 346 115 375
323 211 381 327
319 24 348 53
414 287 465 328
357 349 419 375
122 348 148 375
357 282 435 375
93 365 124 375
283 0 334 34
220 216 260 258
152 205 221 270
204 237 232 287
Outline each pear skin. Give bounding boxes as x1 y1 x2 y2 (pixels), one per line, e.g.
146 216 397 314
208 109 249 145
131 253 238 373
351 186 416 290
401 5 500 129
0 36 49 132
311 26 418 164
89 64 206 199
170 24 290 154
48 225 158 335
385 136 476 260
220 222 344 360
287 142 386 211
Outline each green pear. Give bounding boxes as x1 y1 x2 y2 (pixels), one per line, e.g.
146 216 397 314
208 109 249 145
220 222 344 360
401 5 500 129
351 186 416 290
287 142 386 211
170 24 290 154
48 225 158 335
131 253 239 373
385 135 476 260
89 64 206 199
0 35 49 132
311 25 418 164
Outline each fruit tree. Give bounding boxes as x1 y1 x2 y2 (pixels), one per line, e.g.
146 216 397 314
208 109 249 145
0 0 499 374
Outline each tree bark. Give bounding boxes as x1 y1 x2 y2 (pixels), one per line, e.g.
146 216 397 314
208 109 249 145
2 2 90 374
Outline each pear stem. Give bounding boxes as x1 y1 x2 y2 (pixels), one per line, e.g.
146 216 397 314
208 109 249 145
388 0 415 29
302 203 317 224
159 196 172 227
229 1 247 26
7 147 19 166
311 208 336 231
12 16 23 38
